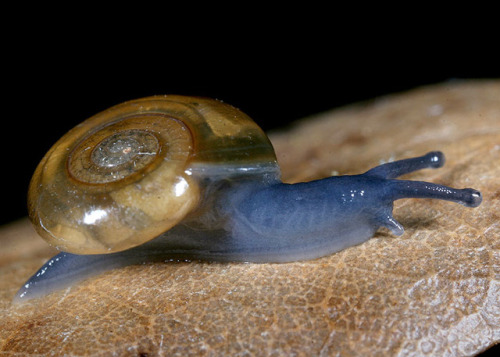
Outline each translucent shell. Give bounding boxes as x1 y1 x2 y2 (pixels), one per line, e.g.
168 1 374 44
28 96 279 254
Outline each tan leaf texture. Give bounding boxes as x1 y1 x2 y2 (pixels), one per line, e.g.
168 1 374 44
1 80 499 356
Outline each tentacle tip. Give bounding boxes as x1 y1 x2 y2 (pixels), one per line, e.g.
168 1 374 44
462 188 482 207
426 151 445 168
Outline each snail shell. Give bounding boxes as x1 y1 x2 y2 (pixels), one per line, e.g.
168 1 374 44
28 96 280 254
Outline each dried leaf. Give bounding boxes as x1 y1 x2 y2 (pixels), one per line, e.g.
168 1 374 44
1 80 499 356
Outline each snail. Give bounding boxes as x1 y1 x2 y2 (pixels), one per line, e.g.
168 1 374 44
16 95 482 301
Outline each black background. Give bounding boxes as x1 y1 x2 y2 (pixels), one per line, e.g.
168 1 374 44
1 7 499 356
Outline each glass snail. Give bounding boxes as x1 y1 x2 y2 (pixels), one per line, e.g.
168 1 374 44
16 95 482 301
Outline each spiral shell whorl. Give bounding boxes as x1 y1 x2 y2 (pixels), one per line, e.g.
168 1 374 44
28 96 279 254
70 129 160 184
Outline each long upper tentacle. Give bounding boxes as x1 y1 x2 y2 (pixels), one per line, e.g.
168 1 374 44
364 151 444 179
385 180 482 207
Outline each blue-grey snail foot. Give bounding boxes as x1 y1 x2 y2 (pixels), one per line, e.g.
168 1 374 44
461 188 482 207
13 252 121 303
14 253 67 302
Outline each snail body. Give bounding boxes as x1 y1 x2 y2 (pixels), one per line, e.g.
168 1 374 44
16 96 482 301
